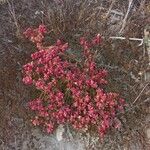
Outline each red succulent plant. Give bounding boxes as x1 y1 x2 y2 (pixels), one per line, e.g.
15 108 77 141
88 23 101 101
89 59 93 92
22 25 126 138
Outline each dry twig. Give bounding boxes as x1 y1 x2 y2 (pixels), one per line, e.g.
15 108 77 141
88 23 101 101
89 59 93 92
132 82 149 104
119 0 133 33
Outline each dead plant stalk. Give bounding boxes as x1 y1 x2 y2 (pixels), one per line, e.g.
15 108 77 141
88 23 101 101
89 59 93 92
119 0 133 33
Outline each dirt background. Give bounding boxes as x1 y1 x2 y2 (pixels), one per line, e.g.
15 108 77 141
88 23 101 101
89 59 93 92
0 0 150 149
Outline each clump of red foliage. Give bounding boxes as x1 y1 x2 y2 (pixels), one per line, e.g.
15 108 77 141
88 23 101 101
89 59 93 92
22 25 126 138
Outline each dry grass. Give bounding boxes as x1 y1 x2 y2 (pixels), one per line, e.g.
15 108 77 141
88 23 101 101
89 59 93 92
0 0 150 149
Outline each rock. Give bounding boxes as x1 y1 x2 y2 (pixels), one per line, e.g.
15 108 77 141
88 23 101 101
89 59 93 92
146 128 150 140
